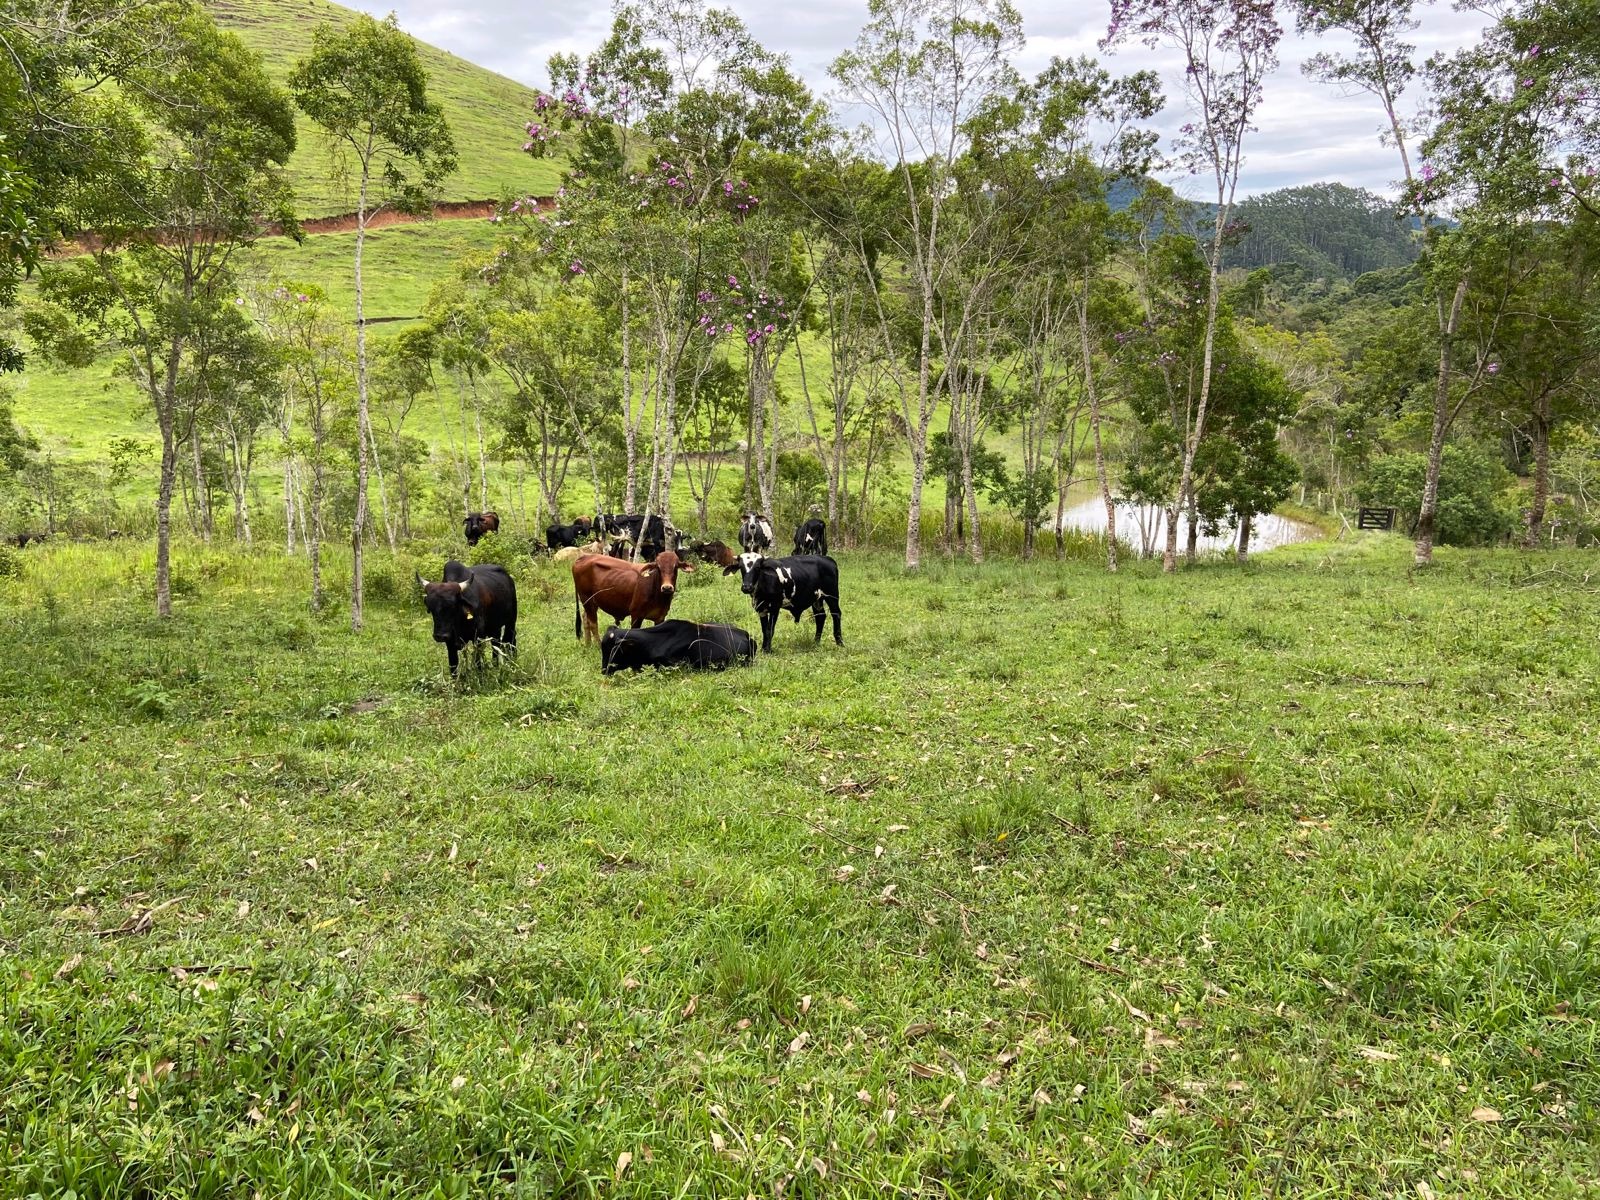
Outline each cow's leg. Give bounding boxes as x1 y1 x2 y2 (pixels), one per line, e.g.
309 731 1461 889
812 600 826 643
447 643 460 677
761 609 777 653
583 604 600 644
826 594 843 645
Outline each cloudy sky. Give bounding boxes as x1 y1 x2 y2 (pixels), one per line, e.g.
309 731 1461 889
354 0 1489 200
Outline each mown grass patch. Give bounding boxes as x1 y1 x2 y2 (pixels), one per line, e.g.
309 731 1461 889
1 537 1597 1196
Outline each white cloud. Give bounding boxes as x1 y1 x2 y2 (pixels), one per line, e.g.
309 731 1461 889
344 0 1488 198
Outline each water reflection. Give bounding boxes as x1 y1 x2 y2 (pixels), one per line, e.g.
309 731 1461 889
1057 498 1318 557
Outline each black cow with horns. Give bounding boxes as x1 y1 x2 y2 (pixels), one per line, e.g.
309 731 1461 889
417 560 518 676
599 620 756 675
736 552 842 653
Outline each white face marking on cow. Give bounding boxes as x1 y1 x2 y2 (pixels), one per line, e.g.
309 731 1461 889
738 552 761 574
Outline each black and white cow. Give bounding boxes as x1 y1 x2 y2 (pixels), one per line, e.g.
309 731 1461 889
792 516 827 557
599 619 756 675
600 513 684 562
739 512 774 553
736 552 842 653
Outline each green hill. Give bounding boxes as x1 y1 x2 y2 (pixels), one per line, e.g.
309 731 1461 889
208 0 562 214
1226 183 1421 280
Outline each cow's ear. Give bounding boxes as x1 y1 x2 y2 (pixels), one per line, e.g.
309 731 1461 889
641 564 658 577
679 561 695 573
456 580 469 593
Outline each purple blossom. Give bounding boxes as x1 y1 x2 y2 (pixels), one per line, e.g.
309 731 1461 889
1486 361 1501 375
1420 162 1436 182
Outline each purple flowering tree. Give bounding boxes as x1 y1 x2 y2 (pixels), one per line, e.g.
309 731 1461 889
1103 0 1281 572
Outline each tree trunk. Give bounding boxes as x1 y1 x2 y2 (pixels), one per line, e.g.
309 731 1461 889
1415 278 1469 565
190 423 211 542
155 398 178 618
1185 485 1199 563
366 417 395 552
1077 278 1119 573
1236 512 1252 563
621 275 637 513
1523 397 1551 549
749 352 768 517
283 454 296 555
230 430 253 546
475 393 488 513
309 390 326 613
1164 192 1234 574
659 366 678 524
351 185 371 631
962 451 983 564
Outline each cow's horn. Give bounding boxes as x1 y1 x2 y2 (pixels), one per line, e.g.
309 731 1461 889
416 572 430 588
456 580 469 592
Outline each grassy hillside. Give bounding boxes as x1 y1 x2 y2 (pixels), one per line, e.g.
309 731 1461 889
208 0 562 214
2 537 1597 1194
13 221 503 461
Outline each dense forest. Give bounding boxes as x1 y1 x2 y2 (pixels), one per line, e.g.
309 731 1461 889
1226 183 1423 278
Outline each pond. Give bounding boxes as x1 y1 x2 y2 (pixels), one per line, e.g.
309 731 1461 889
1057 498 1320 557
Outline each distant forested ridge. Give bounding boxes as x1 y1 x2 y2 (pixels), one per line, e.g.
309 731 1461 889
1225 183 1421 279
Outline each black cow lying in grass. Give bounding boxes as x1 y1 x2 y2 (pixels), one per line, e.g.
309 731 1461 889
418 560 517 676
736 552 842 653
599 619 755 675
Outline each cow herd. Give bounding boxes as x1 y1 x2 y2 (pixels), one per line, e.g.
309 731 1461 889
422 511 843 676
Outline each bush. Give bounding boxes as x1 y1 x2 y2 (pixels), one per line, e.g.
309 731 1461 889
1356 445 1515 546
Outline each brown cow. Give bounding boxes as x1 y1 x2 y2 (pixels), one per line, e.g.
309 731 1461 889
691 539 741 575
571 550 693 643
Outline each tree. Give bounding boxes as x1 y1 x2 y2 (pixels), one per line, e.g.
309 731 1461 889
1191 353 1300 561
251 283 352 610
26 8 295 616
831 0 1024 569
1104 0 1282 571
290 14 456 630
1356 444 1514 546
1422 0 1600 547
1291 0 1469 565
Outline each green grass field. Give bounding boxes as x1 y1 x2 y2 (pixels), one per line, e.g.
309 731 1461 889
14 221 502 462
2 534 1596 1196
209 0 562 215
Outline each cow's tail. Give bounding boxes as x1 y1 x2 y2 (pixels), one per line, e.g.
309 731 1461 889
574 591 582 641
